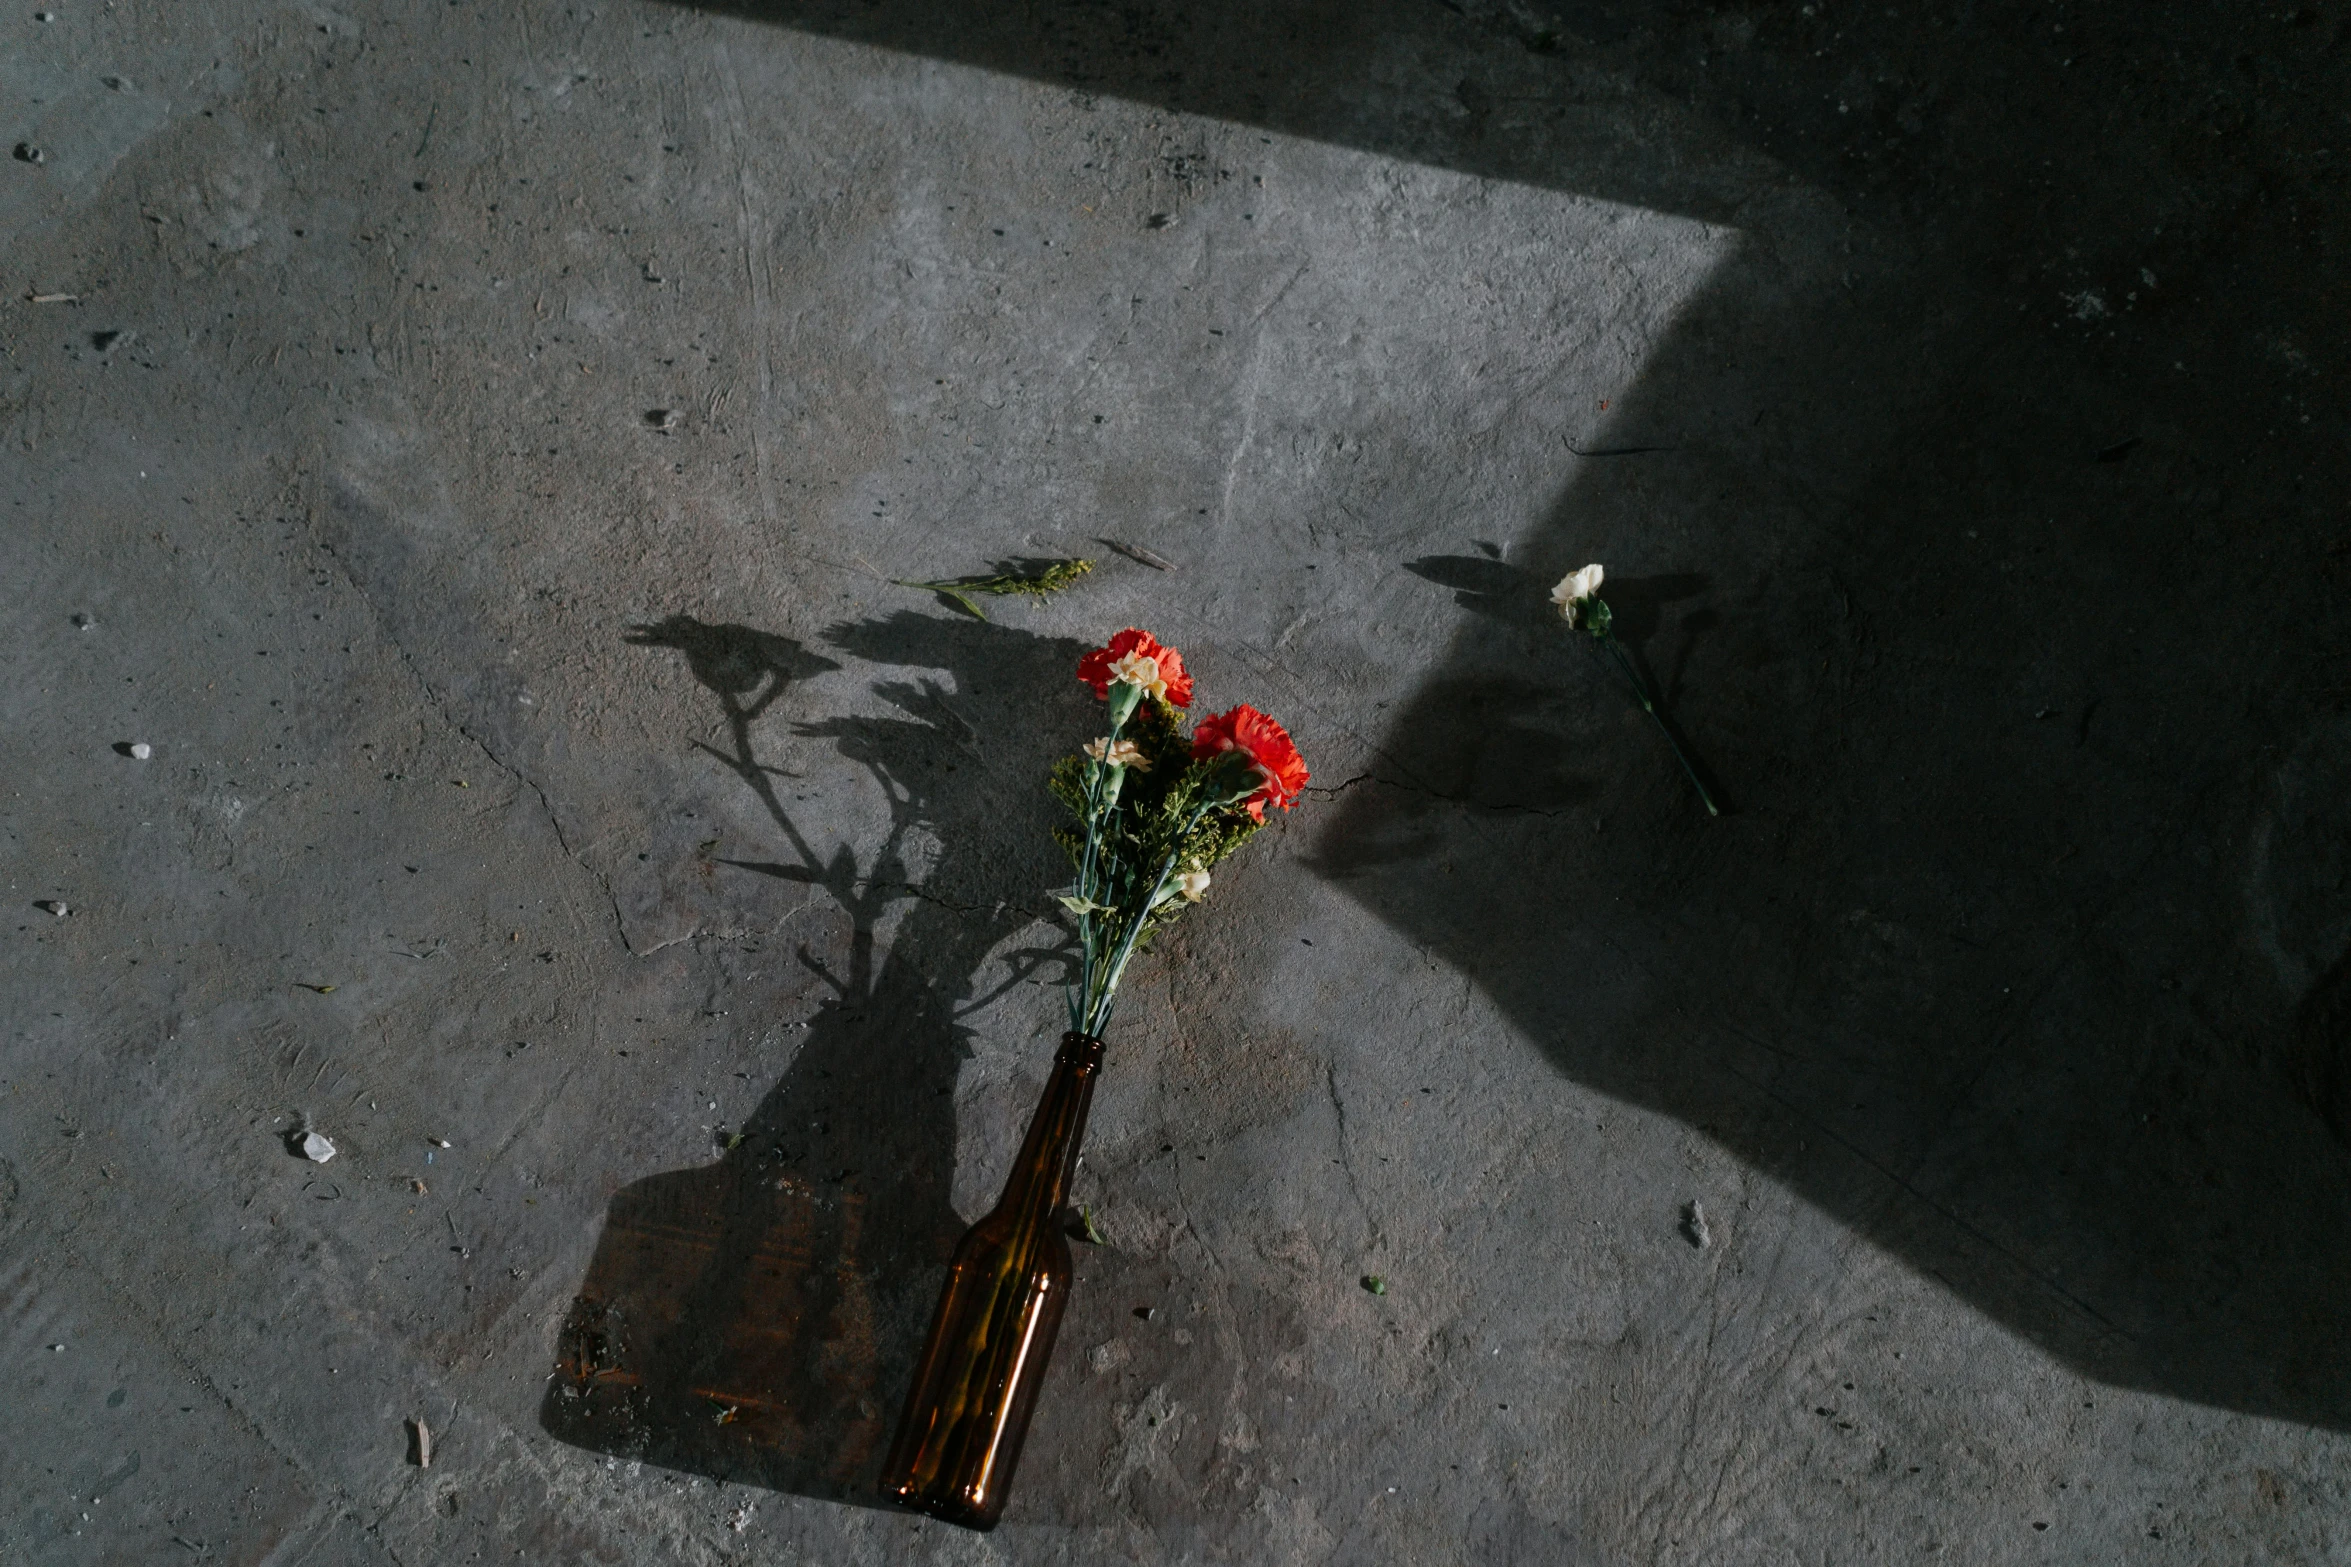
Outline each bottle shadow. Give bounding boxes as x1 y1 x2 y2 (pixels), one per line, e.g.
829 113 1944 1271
541 611 1090 1504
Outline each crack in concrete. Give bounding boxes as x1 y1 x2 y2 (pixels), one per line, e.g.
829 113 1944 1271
1324 1058 1382 1251
1309 771 1583 820
304 536 638 957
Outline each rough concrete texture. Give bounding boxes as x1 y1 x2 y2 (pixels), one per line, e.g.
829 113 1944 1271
4 0 2349 1561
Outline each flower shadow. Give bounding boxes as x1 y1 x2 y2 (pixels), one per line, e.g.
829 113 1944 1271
540 611 1088 1505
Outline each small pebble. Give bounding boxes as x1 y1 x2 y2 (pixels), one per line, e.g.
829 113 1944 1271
71 612 96 630
36 900 68 917
14 142 45 165
302 1132 337 1163
643 408 678 432
128 742 151 760
1682 1200 1712 1249
36 9 56 20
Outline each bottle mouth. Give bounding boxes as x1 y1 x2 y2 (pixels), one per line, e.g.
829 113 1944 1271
1057 1031 1106 1069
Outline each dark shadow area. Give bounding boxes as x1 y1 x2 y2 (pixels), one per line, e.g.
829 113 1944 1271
542 613 1087 1501
659 0 2351 1430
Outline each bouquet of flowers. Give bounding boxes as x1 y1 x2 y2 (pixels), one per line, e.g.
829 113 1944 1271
882 627 1305 1530
1052 629 1309 1038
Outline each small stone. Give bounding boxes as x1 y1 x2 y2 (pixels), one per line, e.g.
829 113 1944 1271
302 1132 337 1163
36 899 68 917
71 612 96 630
35 9 56 20
643 408 678 432
1681 1200 1712 1249
14 142 46 165
1131 1305 1154 1321
1145 212 1174 229
128 742 151 760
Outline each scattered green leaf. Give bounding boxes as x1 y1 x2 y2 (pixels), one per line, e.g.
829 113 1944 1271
1081 1205 1106 1246
1360 1274 1387 1296
298 983 337 994
894 558 1094 620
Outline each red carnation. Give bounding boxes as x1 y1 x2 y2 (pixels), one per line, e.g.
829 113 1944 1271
1190 704 1309 820
1076 628 1194 708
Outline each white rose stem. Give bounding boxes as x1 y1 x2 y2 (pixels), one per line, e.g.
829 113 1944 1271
1591 628 1720 817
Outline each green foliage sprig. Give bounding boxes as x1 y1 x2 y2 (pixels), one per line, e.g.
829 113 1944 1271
895 558 1093 620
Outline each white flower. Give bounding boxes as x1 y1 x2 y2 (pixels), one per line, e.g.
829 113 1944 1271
1551 563 1605 625
1174 867 1211 903
1084 737 1149 770
1105 650 1168 702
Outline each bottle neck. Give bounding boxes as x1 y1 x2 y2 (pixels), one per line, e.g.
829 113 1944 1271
993 1031 1103 1223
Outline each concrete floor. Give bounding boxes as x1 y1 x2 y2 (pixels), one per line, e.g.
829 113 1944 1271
5 0 2348 1561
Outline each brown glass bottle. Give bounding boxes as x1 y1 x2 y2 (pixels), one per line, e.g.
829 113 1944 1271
880 1031 1102 1530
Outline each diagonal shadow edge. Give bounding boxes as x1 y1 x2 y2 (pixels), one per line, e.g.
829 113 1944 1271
656 0 2351 1435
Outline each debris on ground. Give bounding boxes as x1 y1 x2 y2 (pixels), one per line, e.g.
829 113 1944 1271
127 742 151 760
36 900 68 917
892 557 1093 619
642 408 678 431
1100 538 1177 571
407 1417 433 1467
1361 1274 1388 1295
14 143 44 165
302 1132 337 1163
298 983 336 994
1682 1200 1711 1249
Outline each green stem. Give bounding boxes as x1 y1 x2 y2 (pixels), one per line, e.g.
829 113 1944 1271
1068 707 1128 1031
1597 633 1720 817
1080 800 1215 1037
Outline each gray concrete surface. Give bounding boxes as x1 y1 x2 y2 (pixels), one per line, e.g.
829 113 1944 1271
5 0 2349 1562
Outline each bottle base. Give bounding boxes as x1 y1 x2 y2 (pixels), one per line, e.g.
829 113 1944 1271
882 1481 1001 1532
